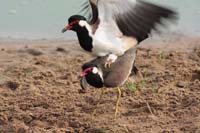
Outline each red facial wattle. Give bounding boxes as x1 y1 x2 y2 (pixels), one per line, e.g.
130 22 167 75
80 67 93 77
62 20 79 33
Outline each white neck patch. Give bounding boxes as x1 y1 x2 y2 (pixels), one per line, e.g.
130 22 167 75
92 67 98 74
79 20 87 27
92 67 103 81
98 69 103 81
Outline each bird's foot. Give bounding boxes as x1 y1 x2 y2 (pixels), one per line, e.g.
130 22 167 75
91 88 106 118
104 54 118 68
114 87 121 120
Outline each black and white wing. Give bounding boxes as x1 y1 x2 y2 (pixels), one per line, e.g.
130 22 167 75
81 0 98 24
82 0 178 42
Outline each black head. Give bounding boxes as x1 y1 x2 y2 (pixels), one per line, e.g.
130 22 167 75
80 63 103 88
62 15 86 32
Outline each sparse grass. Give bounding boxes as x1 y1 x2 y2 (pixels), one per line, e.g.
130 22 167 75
0 72 10 83
23 67 33 76
126 82 138 93
140 80 146 89
151 84 159 93
157 51 165 63
126 80 146 93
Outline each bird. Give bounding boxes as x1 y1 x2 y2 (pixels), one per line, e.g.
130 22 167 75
62 0 178 67
79 47 137 119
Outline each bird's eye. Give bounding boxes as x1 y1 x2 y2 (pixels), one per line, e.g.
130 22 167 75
69 20 79 26
92 67 98 74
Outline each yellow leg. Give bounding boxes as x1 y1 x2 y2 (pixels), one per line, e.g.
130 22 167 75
114 87 121 120
92 88 106 117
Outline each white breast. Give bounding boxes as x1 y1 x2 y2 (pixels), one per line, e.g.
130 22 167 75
91 23 125 56
81 20 137 57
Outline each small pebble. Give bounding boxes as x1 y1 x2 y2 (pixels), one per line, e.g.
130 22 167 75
6 81 20 90
56 47 67 53
176 81 186 88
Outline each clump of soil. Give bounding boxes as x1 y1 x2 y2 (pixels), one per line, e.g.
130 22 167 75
56 47 68 53
18 48 43 56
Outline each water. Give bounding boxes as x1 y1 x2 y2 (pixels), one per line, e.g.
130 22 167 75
0 0 200 39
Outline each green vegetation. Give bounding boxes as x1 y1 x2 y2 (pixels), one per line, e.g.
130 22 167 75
126 80 146 93
23 67 34 76
157 51 165 63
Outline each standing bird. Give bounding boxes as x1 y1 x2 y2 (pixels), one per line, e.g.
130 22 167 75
62 0 178 66
79 47 137 119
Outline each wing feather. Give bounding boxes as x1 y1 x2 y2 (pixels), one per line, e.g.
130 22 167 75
80 0 98 24
98 0 178 42
81 0 178 42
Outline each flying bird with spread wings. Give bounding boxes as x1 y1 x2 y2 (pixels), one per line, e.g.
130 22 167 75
62 0 178 67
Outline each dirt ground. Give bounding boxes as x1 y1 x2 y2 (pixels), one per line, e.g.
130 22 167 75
0 36 200 133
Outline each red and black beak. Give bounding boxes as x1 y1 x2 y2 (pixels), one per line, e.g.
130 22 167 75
80 71 87 78
62 24 72 33
80 77 88 90
62 20 79 33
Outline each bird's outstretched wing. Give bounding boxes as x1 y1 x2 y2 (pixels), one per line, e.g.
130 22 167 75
81 0 178 42
81 0 98 25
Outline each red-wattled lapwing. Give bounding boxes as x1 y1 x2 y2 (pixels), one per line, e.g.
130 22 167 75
62 0 178 67
79 47 137 119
